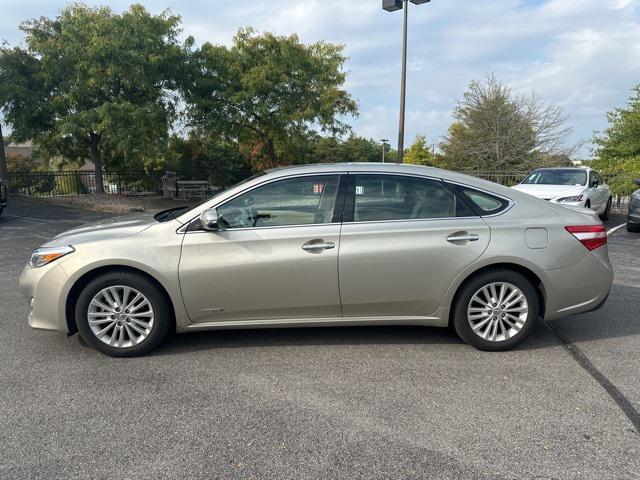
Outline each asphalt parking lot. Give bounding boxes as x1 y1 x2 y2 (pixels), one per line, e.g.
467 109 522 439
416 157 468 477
1 199 639 480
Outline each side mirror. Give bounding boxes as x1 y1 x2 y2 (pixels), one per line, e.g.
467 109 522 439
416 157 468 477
635 179 640 186
199 208 219 231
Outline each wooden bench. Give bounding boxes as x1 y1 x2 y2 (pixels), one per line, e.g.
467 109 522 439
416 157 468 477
176 180 210 199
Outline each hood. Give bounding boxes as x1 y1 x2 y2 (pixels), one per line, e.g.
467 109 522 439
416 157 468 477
511 184 585 200
44 213 156 247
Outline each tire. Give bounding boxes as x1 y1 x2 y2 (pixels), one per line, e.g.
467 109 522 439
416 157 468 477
628 221 640 233
75 271 171 357
452 269 539 351
599 197 612 221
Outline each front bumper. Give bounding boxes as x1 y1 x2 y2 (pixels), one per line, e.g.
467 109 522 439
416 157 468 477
542 246 613 321
18 263 70 332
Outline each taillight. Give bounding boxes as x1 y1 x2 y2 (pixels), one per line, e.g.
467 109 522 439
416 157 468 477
564 225 607 251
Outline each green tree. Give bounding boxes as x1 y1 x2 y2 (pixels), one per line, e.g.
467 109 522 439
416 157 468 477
441 75 572 171
184 28 358 169
339 135 382 163
304 134 388 164
592 85 640 195
403 135 434 166
0 4 188 192
167 134 251 187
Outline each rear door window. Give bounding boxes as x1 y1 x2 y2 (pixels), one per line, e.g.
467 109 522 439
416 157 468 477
350 174 475 222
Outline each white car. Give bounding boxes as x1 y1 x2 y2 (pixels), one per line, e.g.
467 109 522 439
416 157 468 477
512 167 612 220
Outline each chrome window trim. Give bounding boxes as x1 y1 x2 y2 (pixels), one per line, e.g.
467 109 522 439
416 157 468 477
179 222 342 234
177 172 345 234
341 216 481 227
444 180 516 218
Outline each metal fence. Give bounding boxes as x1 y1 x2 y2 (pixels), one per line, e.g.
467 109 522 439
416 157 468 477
7 171 163 197
460 170 528 187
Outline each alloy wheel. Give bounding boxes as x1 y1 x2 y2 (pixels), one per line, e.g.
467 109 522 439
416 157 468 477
467 282 528 342
87 285 155 348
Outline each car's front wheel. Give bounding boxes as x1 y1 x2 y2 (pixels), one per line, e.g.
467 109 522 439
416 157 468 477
452 269 539 351
75 271 171 357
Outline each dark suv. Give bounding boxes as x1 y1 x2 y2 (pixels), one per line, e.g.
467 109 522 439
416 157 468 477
628 179 640 233
0 178 6 216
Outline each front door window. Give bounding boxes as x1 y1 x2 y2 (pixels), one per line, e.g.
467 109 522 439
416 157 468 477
218 175 340 229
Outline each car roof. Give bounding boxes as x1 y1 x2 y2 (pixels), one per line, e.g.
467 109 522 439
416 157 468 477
266 162 461 178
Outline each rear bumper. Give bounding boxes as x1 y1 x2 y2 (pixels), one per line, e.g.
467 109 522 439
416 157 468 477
542 246 613 321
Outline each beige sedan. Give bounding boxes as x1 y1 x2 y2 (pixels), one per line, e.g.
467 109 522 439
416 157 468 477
19 164 613 356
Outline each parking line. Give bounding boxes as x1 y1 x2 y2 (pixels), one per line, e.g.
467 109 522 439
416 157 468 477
607 223 627 235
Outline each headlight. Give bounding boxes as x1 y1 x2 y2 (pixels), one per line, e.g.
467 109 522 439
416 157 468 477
556 195 584 203
28 245 75 268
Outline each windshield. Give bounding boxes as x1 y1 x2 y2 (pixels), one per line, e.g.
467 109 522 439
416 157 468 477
521 169 587 186
154 172 267 222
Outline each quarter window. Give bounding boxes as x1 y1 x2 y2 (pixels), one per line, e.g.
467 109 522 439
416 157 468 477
352 174 474 222
450 185 511 216
217 175 340 229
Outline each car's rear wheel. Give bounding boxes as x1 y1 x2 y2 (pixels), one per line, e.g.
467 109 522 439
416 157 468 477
452 269 539 351
75 271 171 357
600 197 612 220
628 221 640 233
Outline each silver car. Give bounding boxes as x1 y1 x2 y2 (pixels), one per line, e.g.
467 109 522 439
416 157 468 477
19 163 613 356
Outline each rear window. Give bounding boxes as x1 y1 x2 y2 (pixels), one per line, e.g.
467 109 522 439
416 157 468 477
449 185 511 216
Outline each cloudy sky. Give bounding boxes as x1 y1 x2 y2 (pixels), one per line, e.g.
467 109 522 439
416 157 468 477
2 0 640 157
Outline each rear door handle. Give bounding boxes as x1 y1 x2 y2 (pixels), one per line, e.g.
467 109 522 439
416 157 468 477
446 233 479 243
302 241 336 251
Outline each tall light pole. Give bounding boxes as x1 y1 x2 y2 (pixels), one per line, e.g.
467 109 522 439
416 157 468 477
382 0 431 163
0 124 7 182
380 139 389 163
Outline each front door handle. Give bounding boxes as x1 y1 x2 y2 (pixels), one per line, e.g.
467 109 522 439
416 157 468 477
302 240 336 252
446 233 479 243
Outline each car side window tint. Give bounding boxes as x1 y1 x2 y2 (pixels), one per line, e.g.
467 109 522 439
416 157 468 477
217 175 340 229
352 175 472 222
450 185 511 216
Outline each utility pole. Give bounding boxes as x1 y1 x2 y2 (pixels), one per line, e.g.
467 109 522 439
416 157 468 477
398 0 409 163
0 124 8 182
382 0 431 163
